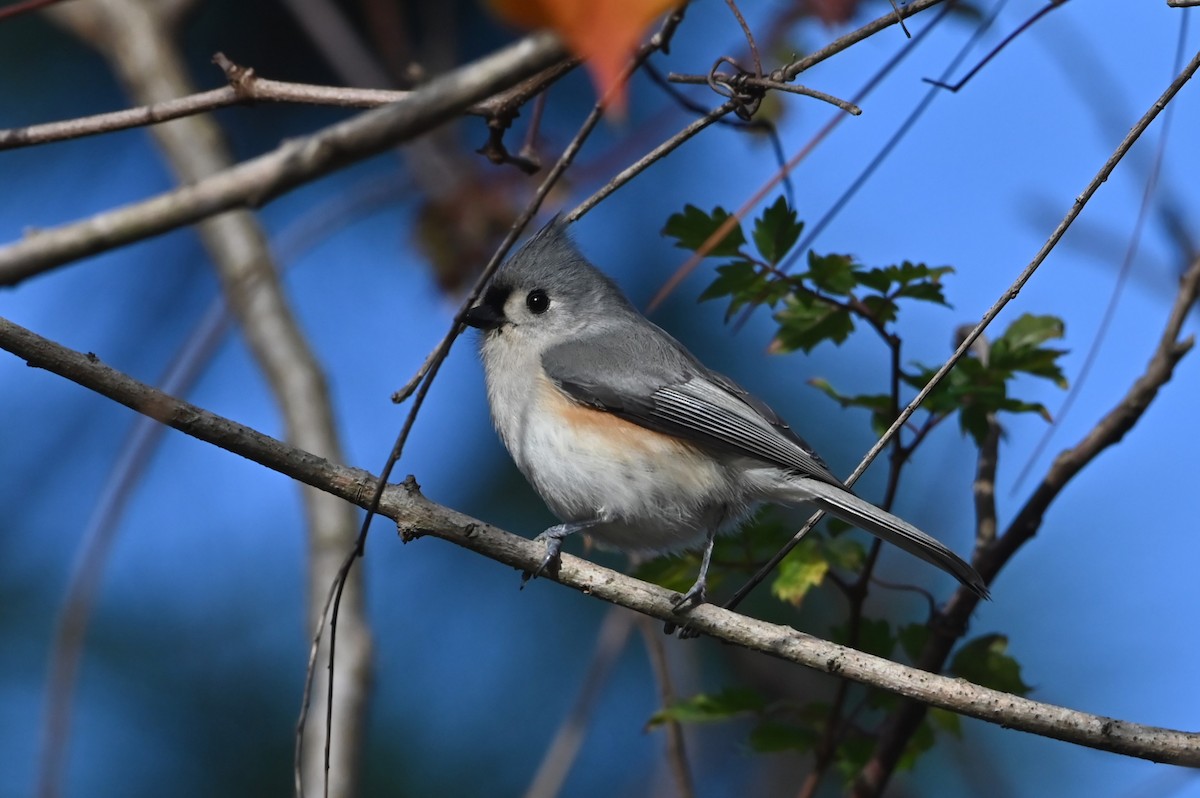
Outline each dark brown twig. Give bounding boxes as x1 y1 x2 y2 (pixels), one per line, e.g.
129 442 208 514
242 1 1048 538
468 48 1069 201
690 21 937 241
2 312 1199 766
851 252 1200 796
924 1 1070 92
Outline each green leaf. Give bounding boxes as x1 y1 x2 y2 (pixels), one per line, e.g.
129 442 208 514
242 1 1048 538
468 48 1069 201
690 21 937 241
997 313 1064 351
772 538 829 604
990 313 1069 388
648 688 765 726
808 379 890 413
749 721 819 753
773 295 855 353
805 251 858 295
822 535 866 571
700 261 794 320
958 404 996 447
698 261 759 303
663 205 746 257
859 294 899 325
894 280 950 305
859 262 953 300
752 195 803 265
950 634 1032 696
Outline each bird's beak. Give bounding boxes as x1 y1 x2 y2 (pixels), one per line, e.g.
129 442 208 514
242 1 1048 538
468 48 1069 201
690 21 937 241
463 303 506 331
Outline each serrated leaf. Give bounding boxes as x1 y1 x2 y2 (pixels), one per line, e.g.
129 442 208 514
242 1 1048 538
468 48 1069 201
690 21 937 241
860 262 953 294
648 688 765 726
807 379 893 418
959 404 996 447
772 538 829 604
950 634 1032 696
859 294 899 325
805 251 858 295
752 195 803 265
991 314 1069 388
773 296 856 353
998 313 1064 350
996 398 1052 423
822 536 866 571
749 721 819 753
699 261 796 321
894 280 950 305
698 261 759 302
663 205 746 257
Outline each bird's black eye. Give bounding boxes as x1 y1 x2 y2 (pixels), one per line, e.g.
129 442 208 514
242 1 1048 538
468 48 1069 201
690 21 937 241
526 289 550 314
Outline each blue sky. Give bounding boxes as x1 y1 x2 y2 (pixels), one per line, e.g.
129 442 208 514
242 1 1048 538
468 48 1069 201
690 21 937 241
2 2 1198 796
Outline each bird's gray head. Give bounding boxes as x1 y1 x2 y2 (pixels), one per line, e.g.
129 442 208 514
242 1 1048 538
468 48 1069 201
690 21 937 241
463 220 634 349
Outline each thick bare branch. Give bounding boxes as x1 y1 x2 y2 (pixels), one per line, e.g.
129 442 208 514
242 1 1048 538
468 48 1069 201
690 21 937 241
3 313 1199 768
851 253 1200 797
44 2 378 795
0 31 566 286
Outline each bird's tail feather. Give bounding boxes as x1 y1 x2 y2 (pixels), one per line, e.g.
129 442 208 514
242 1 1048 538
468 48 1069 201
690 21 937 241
797 480 990 599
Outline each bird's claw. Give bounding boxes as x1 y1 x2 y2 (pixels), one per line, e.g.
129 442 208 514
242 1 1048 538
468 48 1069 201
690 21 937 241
522 534 563 585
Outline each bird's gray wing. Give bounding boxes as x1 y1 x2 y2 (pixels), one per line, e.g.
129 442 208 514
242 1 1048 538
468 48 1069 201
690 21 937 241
541 322 844 488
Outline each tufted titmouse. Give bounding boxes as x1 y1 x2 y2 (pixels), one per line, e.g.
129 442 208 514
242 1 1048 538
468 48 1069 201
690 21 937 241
464 221 988 609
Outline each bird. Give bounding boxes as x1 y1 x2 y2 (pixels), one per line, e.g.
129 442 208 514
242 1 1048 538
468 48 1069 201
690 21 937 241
463 220 989 609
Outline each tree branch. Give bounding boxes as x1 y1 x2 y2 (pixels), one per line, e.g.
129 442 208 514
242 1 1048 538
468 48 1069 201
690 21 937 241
3 312 1199 768
0 31 566 286
851 252 1200 796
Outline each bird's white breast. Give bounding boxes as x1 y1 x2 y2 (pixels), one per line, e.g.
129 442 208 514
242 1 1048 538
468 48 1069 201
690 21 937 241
479 331 744 554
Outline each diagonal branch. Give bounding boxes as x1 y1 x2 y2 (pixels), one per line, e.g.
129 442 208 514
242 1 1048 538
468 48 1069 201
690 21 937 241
0 31 566 286
3 312 1199 768
851 252 1200 797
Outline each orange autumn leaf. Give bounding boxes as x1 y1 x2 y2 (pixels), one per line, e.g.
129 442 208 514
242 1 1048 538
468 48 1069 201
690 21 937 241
488 0 679 114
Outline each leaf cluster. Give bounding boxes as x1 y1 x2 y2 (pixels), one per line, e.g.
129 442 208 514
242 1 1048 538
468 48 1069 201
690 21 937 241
651 197 1064 778
647 625 1029 781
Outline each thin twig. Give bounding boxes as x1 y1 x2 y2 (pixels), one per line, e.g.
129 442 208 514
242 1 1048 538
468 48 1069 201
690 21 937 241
0 54 573 152
860 44 1200 513
1011 15 1186 493
962 330 1000 550
887 0 912 38
726 43 1200 612
3 313 1199 766
303 12 690 794
0 32 568 285
669 73 860 115
852 250 1200 797
924 0 1070 92
781 0 946 81
647 0 950 313
774 0 1004 279
638 617 696 798
566 100 737 223
723 0 762 76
